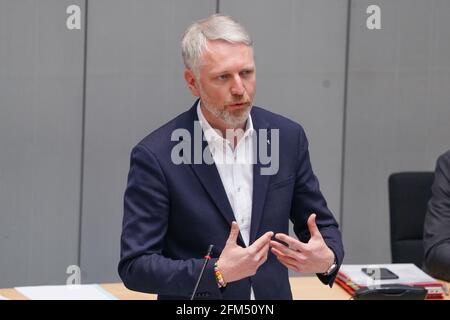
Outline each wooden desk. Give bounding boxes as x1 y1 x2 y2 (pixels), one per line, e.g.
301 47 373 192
1 277 448 300
100 277 351 300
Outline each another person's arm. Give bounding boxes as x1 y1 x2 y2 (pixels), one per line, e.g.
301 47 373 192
423 151 450 281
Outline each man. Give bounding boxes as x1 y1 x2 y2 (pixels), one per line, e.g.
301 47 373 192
423 150 450 281
118 14 344 299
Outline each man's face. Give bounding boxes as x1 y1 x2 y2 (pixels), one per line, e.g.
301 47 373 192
185 40 256 129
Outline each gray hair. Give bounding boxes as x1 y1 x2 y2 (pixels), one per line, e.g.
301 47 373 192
181 14 253 76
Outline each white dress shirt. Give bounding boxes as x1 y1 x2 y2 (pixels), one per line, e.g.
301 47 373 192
197 102 256 299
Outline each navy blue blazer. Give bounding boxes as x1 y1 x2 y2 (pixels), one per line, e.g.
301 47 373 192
118 100 344 299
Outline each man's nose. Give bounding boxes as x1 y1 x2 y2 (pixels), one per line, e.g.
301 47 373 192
230 75 245 96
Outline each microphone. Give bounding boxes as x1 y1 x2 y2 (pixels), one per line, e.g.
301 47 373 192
190 244 214 300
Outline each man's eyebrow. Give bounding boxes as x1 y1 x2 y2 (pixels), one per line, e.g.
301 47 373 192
211 70 230 75
210 66 255 75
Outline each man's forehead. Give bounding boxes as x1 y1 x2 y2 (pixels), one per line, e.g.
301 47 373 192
201 40 254 71
203 39 252 55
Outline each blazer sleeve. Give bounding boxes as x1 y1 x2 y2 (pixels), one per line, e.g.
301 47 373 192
423 152 450 281
118 144 222 298
290 126 344 286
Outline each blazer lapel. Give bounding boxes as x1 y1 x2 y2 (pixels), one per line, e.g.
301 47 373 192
184 102 240 237
183 102 272 246
249 110 272 244
189 147 237 227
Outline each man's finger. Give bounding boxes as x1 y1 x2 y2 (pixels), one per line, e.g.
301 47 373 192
276 254 301 268
274 233 308 251
270 240 293 256
270 241 307 262
250 231 274 252
307 213 321 238
276 256 299 272
256 242 271 265
226 221 240 245
270 247 287 259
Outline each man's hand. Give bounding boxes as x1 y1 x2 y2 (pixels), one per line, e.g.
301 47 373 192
270 214 335 273
217 222 273 283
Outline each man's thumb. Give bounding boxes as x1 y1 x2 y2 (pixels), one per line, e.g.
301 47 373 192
226 221 240 245
307 213 321 238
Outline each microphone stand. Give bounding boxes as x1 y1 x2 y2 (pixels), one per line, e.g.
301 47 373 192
190 244 214 300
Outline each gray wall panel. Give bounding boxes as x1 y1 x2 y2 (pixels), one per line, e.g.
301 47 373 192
2 0 449 288
0 0 85 287
342 0 450 263
220 0 348 223
80 0 216 283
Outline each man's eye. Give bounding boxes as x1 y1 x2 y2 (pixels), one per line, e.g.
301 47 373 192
240 70 253 76
218 74 229 80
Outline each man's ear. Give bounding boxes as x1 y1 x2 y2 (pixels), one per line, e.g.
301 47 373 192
184 68 200 97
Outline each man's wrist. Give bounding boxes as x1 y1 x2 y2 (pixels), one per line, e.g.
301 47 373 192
322 253 337 276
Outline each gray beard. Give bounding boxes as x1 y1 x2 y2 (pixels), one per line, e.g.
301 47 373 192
203 103 251 128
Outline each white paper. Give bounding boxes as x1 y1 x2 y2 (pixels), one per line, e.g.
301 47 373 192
15 284 117 300
339 263 440 287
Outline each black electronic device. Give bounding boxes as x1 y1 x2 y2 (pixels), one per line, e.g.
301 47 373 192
361 267 399 280
353 284 427 300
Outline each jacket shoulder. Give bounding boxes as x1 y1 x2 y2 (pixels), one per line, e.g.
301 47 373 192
134 109 193 155
252 106 305 133
437 150 450 168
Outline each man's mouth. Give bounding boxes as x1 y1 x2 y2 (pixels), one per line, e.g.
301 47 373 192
227 102 248 109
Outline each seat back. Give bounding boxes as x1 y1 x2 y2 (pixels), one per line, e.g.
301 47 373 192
388 172 434 267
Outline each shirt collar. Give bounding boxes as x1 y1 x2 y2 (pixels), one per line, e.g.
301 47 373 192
196 100 255 145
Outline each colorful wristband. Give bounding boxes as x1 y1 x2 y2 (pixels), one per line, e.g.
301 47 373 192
214 262 227 288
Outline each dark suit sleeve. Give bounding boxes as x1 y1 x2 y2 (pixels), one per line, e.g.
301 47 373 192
423 151 450 281
118 145 222 298
290 126 344 286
